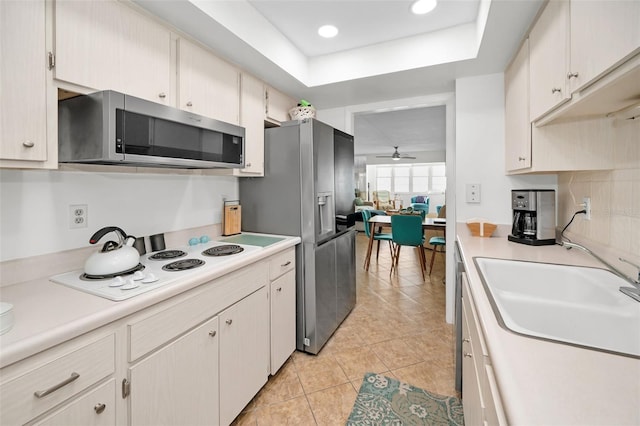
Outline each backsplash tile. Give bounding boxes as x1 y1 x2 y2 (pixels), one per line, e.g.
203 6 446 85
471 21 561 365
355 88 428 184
557 118 639 259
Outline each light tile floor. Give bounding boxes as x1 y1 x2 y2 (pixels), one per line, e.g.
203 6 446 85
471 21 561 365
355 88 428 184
233 232 455 425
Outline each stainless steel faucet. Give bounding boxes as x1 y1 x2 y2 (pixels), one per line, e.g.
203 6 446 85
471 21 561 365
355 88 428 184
561 241 640 302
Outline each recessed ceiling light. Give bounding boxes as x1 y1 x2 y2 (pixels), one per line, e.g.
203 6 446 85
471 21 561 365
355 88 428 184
318 25 338 38
411 0 437 15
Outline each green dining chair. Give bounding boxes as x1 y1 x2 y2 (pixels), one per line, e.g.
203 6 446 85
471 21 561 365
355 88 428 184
428 236 446 275
361 209 393 268
429 204 446 275
390 214 426 280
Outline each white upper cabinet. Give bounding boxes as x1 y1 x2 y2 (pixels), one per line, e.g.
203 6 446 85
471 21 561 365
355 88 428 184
0 0 49 164
178 38 240 125
505 39 531 172
527 0 640 123
239 72 265 175
54 0 172 104
529 0 570 121
265 85 296 124
569 1 640 93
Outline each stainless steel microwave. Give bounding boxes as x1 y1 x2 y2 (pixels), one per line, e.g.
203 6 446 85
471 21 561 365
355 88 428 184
58 90 245 169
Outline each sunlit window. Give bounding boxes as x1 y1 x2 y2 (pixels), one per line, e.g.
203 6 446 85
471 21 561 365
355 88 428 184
374 163 445 194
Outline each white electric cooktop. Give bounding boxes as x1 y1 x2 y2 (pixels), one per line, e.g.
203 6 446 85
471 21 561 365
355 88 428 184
50 241 262 301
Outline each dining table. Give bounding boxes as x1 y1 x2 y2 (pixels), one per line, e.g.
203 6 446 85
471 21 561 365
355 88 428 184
364 214 446 271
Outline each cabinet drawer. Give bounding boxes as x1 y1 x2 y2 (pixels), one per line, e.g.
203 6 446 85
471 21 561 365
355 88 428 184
268 248 295 281
0 335 115 425
462 278 489 358
32 378 116 426
128 262 268 361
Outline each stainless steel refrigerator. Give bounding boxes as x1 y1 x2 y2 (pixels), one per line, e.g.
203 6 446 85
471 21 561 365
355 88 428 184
240 118 356 354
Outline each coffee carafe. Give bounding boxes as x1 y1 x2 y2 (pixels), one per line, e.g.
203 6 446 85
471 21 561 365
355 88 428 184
508 190 556 246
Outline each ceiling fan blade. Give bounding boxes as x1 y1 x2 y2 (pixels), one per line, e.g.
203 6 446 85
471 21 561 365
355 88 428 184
376 147 415 159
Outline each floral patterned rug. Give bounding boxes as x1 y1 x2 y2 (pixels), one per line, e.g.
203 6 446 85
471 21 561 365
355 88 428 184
347 373 464 426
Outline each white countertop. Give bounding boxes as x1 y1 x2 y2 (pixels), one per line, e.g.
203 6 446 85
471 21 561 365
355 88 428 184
0 234 300 369
456 223 640 425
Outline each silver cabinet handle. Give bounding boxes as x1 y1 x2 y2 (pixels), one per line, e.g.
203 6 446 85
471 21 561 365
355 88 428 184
226 319 233 325
282 261 291 267
94 403 106 414
186 101 193 107
463 338 471 343
518 156 526 161
209 330 217 337
158 92 167 99
551 88 561 94
246 162 252 167
567 72 579 79
34 372 80 398
23 140 35 148
464 352 473 358
276 287 282 292
122 378 130 398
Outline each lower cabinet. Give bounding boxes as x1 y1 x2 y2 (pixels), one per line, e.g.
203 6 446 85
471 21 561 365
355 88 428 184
219 286 269 426
0 334 115 426
33 379 116 426
461 273 507 426
128 316 220 426
270 270 296 374
268 248 297 375
1 247 295 426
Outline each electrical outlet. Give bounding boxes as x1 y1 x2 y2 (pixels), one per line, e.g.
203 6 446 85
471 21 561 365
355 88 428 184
69 204 88 229
582 197 591 221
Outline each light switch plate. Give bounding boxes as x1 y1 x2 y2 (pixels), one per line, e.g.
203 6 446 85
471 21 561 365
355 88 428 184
466 184 481 203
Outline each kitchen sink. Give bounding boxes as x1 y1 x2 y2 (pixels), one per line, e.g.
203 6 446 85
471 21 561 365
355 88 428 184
473 257 640 358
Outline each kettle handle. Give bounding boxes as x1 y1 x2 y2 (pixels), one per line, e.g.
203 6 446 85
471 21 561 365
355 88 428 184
89 226 127 245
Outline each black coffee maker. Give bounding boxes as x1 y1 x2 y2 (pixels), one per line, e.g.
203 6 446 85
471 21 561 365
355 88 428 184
508 190 556 246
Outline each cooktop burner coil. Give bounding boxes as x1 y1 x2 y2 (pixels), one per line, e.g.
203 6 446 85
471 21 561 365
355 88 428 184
149 250 187 260
202 244 244 257
80 263 145 280
162 258 205 271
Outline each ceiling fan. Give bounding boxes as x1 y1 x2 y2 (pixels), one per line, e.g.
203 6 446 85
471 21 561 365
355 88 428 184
376 146 416 161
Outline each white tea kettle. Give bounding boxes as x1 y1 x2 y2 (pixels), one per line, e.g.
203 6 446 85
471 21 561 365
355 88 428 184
84 226 141 276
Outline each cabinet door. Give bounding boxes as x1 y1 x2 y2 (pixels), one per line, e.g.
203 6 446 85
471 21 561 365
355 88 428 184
569 0 640 93
54 0 119 91
0 0 47 162
483 364 507 426
265 86 296 123
129 316 219 426
505 39 531 172
33 379 115 426
178 38 240 125
219 287 269 426
529 0 570 121
335 230 356 325
461 295 484 426
270 271 296 374
54 0 171 104
117 4 172 104
238 72 265 175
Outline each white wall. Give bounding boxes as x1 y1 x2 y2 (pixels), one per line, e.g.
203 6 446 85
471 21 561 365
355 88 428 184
455 74 556 224
0 169 237 261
